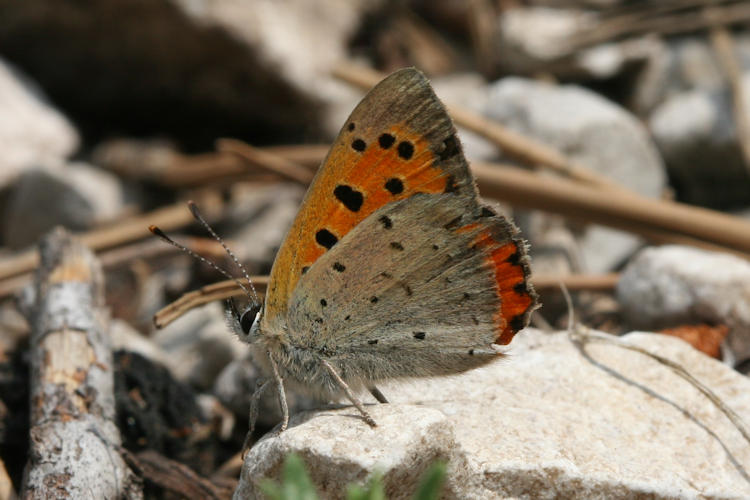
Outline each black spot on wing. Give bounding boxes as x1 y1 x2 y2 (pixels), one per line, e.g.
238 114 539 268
352 139 366 152
378 133 395 149
444 174 458 193
385 178 404 195
390 242 404 251
379 215 393 229
438 134 460 161
413 332 426 340
348 122 355 131
510 314 526 331
368 339 378 345
397 141 414 160
316 229 338 249
505 250 521 266
334 185 364 212
333 262 346 272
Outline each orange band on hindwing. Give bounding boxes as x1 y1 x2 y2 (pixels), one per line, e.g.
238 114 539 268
467 228 535 345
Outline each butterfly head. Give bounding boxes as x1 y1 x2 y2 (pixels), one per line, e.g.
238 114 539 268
227 299 262 344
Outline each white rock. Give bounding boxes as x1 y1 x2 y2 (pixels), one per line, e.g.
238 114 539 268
226 183 305 269
153 302 247 390
617 245 750 362
110 319 170 367
2 162 126 249
174 0 378 106
213 357 318 428
649 79 750 208
0 58 78 188
237 329 750 498
498 7 594 63
486 77 667 272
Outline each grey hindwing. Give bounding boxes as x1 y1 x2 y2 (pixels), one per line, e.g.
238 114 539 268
286 193 510 382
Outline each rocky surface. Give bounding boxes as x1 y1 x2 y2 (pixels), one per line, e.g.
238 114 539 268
649 79 750 209
237 328 750 499
485 77 667 272
0 58 78 189
2 163 126 249
617 245 750 364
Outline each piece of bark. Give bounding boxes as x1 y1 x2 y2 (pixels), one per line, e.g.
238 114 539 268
22 227 142 499
123 450 233 500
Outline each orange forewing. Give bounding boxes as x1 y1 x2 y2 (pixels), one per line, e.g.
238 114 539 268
264 121 453 321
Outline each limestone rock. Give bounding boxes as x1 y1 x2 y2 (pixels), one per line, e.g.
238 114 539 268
213 356 318 429
649 79 750 209
2 162 126 249
617 245 750 363
237 328 750 498
0 58 78 189
485 77 667 272
153 303 246 391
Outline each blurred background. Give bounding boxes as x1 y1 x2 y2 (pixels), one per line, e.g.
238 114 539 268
2 0 750 496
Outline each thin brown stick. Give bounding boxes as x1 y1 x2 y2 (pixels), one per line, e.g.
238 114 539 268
472 162 750 256
153 277 269 328
216 138 315 184
23 228 142 498
152 273 617 328
0 195 223 287
532 273 620 292
0 236 226 299
332 62 627 192
709 21 750 177
124 450 231 500
568 1 750 51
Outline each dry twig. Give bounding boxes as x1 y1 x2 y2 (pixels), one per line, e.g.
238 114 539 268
22 228 142 498
153 273 614 328
216 138 315 184
0 195 224 296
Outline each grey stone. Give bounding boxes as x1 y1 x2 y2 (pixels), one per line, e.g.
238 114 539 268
213 357 318 429
2 163 126 249
225 183 305 271
486 77 667 272
0 58 78 189
617 245 750 363
649 80 750 208
237 328 750 498
153 302 246 390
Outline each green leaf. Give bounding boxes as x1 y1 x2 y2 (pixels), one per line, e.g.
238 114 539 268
413 462 446 500
260 453 319 500
346 472 385 500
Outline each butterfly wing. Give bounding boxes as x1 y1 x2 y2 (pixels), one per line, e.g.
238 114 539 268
262 68 478 330
286 192 537 382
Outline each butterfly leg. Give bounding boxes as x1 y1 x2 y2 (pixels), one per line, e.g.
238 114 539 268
241 378 271 457
368 385 389 404
267 352 289 433
321 359 377 428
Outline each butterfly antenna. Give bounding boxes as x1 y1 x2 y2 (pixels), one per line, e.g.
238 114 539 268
186 201 260 305
148 225 258 305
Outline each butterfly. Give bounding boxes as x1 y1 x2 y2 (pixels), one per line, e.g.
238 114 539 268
227 68 538 441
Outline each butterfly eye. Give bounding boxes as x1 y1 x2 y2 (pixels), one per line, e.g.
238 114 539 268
239 304 261 335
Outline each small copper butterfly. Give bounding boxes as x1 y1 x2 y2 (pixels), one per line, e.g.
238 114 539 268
228 68 539 439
